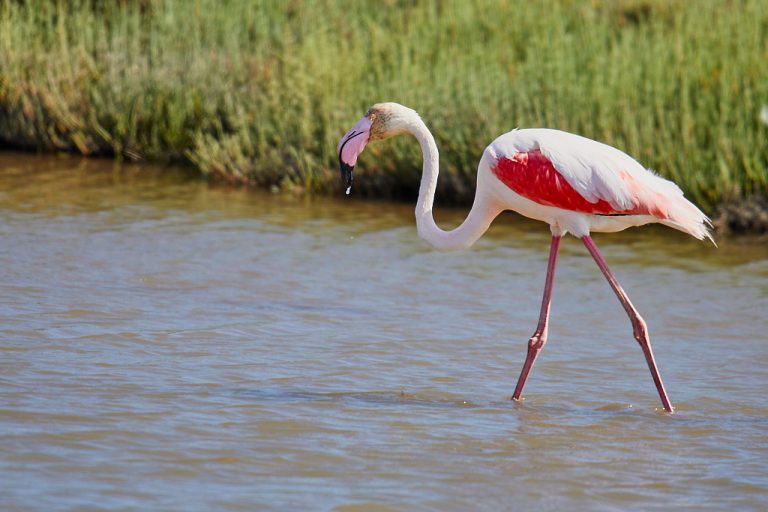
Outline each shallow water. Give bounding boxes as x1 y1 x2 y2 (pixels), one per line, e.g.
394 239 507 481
1 152 767 511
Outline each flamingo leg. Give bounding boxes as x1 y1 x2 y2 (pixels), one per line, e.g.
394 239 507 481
512 235 561 402
581 235 674 413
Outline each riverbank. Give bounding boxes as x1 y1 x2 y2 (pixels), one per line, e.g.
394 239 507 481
1 1 766 231
714 194 768 235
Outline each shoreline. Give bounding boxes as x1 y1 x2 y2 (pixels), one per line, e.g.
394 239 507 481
714 194 768 235
0 146 765 236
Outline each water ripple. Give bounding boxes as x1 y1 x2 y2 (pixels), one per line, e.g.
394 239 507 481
1 155 767 511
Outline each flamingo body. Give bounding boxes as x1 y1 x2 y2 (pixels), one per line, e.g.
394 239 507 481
337 102 713 412
475 128 712 241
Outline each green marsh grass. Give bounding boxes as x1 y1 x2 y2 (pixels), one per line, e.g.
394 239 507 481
1 0 766 212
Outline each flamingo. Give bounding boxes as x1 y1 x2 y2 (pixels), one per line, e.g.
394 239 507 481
337 102 713 413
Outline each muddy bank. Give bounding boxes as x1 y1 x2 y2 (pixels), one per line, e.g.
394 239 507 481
714 194 768 235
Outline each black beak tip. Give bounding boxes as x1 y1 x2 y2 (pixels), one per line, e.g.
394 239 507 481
339 160 354 195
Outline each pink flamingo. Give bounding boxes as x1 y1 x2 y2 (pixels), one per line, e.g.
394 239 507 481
338 103 713 413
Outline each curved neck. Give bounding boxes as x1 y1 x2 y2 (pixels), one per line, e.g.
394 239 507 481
409 116 498 251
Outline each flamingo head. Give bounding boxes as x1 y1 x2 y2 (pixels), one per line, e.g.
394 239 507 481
337 102 417 194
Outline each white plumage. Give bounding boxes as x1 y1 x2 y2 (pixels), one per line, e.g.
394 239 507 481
483 128 713 242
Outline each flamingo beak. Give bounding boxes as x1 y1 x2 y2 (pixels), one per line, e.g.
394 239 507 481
337 116 372 195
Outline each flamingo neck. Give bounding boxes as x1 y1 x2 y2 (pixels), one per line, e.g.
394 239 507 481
407 114 497 251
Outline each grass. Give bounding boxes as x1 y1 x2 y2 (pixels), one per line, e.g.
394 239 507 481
0 0 766 213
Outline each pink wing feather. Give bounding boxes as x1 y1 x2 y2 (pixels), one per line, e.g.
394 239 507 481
487 129 712 240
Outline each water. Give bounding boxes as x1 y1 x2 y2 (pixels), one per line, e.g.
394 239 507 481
1 152 767 511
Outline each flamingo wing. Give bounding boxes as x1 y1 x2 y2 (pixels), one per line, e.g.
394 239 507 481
487 129 683 218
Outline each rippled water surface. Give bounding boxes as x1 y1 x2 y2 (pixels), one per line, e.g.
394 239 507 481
1 153 767 511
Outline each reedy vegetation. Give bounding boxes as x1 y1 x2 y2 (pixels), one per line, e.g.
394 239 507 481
0 0 766 212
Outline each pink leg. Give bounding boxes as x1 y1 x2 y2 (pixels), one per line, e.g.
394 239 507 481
581 235 674 413
512 235 561 402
